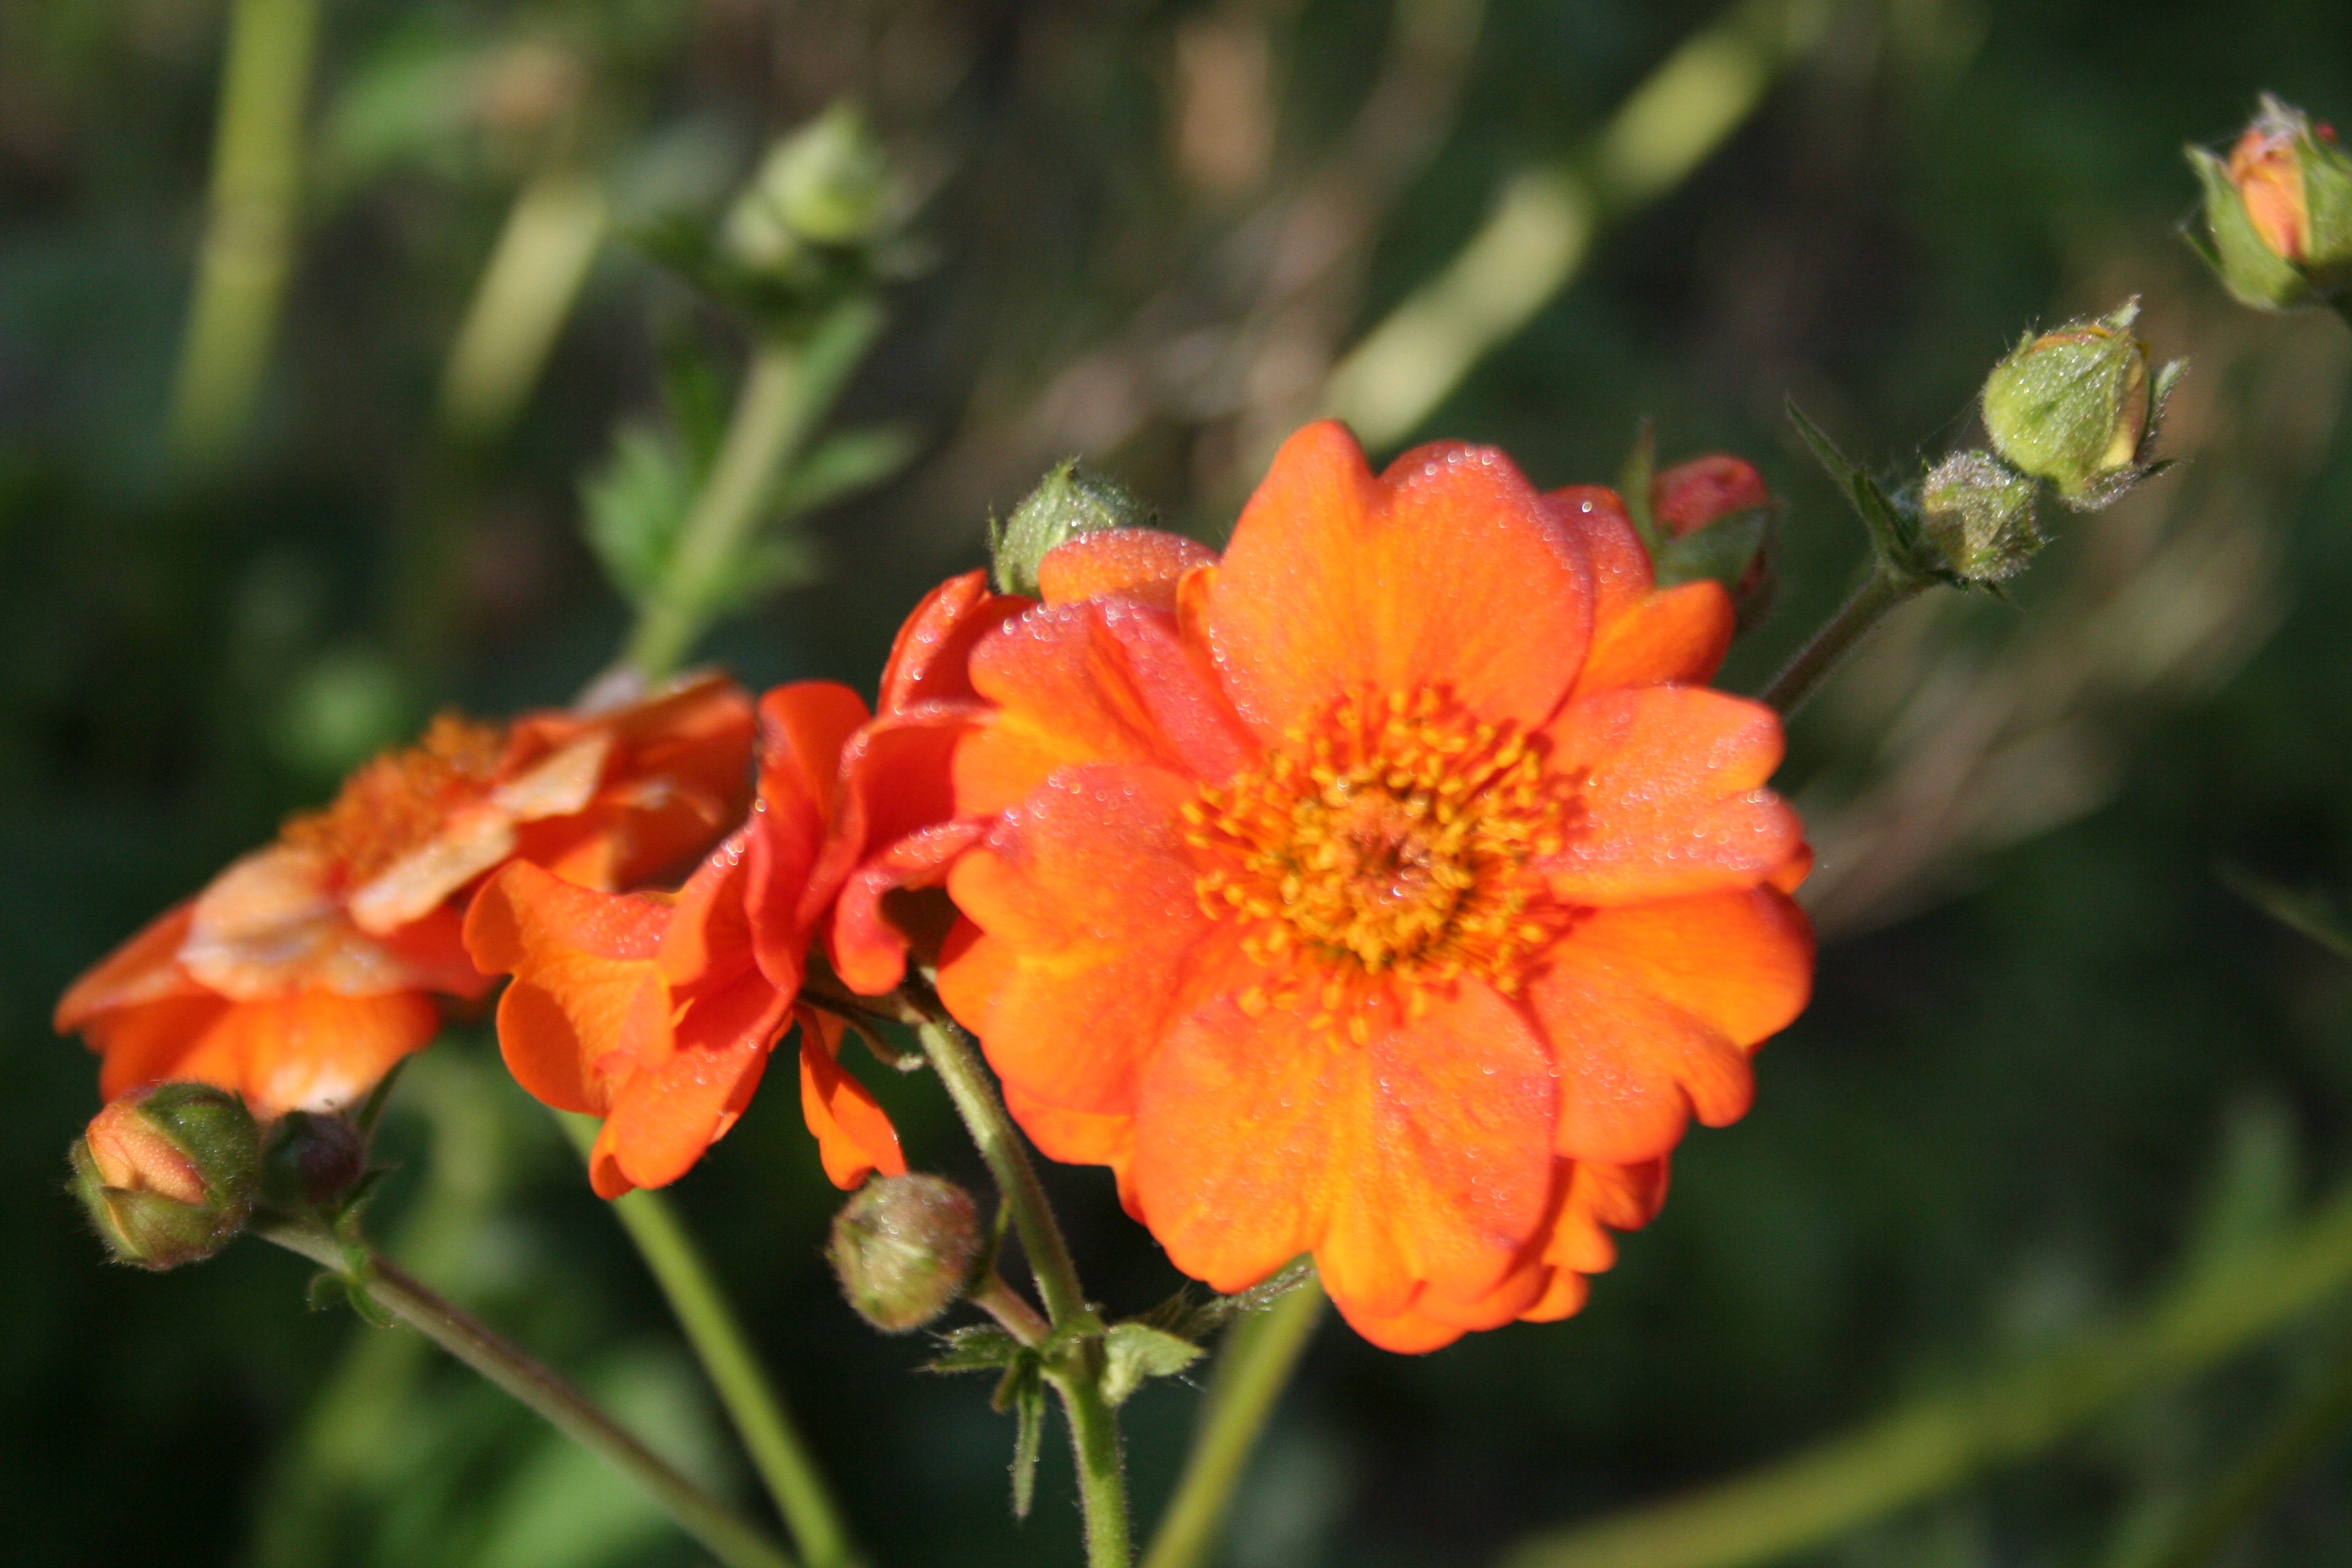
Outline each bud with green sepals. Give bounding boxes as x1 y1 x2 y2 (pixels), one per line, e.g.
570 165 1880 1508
1980 298 2185 510
989 458 1153 595
828 1173 984 1333
71 1083 261 1271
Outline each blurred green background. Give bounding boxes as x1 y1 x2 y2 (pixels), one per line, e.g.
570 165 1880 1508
8 0 2352 1565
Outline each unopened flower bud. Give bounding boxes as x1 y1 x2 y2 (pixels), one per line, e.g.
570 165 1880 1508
1982 299 2179 509
990 459 1152 596
259 1111 367 1216
71 1084 260 1271
2186 96 2352 310
1920 451 2042 584
1648 453 1775 617
828 1173 982 1333
722 103 893 272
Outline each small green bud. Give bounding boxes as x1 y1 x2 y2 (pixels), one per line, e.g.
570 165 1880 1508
259 1111 367 1217
988 459 1151 595
828 1173 982 1333
721 103 893 273
1919 451 2043 584
1980 299 2183 510
72 1084 261 1271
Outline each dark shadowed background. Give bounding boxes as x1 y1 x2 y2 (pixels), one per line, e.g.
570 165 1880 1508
7 1 2352 1565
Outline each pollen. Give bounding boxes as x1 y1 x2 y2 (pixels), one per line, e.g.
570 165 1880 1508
1185 687 1578 1026
280 713 508 885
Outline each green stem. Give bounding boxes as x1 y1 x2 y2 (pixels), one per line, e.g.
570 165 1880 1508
2126 1337 2352 1568
907 1004 1131 1567
1756 566 1925 719
1499 1178 2352 1568
1140 1274 1327 1568
625 301 885 682
169 0 319 473
555 1112 861 1568
255 1220 797 1568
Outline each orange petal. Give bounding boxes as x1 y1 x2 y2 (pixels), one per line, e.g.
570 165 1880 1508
797 1009 906 1189
879 570 1032 715
957 599 1258 817
758 681 870 826
1002 1079 1141 1217
107 990 441 1114
594 966 790 1194
1529 888 1812 1163
56 902 207 1030
1037 528 1217 609
1205 423 1593 739
88 994 236 1100
1572 582 1735 698
941 764 1213 1117
1131 979 1556 1322
1544 485 1650 632
658 834 755 987
830 819 985 995
1541 685 1803 905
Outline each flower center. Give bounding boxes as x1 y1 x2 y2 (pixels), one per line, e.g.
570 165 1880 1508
1183 688 1576 1030
280 713 508 885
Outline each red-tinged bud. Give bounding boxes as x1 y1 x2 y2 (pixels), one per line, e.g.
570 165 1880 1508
2186 95 2352 311
259 1111 368 1216
1652 455 1771 538
1647 453 1775 620
71 1084 260 1271
2230 116 2315 263
828 1173 983 1333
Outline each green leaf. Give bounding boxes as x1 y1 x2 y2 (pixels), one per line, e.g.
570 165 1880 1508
1005 1360 1045 1520
1101 1322 1205 1407
773 426 918 521
1786 401 1938 586
1618 416 1663 556
924 1324 1024 1374
1139 1256 1318 1343
1652 508 1768 591
2218 863 2352 960
581 424 694 606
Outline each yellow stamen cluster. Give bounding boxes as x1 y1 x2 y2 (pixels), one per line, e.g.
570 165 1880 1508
1182 687 1577 1037
281 713 507 884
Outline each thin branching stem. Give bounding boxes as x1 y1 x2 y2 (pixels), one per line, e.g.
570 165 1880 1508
1757 565 1926 718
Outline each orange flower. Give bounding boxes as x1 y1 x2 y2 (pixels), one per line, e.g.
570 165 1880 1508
56 675 754 1116
466 683 910 1197
933 423 1813 1351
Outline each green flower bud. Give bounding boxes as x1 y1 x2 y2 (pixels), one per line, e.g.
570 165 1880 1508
259 1111 367 1218
71 1084 260 1271
1919 451 2043 584
828 1174 982 1333
721 103 893 273
988 459 1151 595
2184 96 2352 310
1980 299 2183 510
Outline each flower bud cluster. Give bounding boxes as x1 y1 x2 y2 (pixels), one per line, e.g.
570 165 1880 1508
2186 95 2352 312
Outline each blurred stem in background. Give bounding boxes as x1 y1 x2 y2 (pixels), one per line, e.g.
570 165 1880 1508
1498 1175 2352 1568
1140 1276 1328 1568
556 1113 862 1568
169 0 321 474
1322 0 1831 450
256 1217 799 1568
623 300 885 684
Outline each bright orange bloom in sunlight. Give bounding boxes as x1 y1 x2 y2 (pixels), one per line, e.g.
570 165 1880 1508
934 422 1814 1351
56 675 755 1117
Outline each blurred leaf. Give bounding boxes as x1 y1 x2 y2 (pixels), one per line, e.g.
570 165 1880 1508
2217 862 2352 960
773 426 917 521
316 26 488 194
581 423 693 608
1654 508 1769 591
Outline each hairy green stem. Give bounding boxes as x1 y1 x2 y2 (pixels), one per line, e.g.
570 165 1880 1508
556 1113 862 1568
256 1220 797 1568
1500 1178 2352 1568
1757 566 1925 718
170 0 319 472
909 1007 1131 1566
625 301 885 681
1140 1273 1327 1568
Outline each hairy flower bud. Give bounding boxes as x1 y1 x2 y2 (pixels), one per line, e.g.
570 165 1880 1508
723 103 894 272
71 1084 260 1271
990 459 1151 595
2186 96 2352 310
259 1110 367 1217
1920 451 2042 584
1648 453 1775 617
828 1173 982 1333
1981 299 2178 509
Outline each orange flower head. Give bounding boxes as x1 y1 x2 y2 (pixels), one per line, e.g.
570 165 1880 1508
57 675 755 1116
466 683 906 1198
932 423 1813 1351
